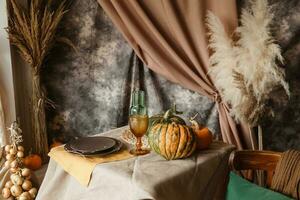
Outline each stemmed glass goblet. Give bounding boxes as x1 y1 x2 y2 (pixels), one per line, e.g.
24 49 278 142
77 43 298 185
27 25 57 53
128 90 150 155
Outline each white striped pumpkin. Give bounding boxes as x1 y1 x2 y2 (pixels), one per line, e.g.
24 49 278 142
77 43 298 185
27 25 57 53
148 113 196 160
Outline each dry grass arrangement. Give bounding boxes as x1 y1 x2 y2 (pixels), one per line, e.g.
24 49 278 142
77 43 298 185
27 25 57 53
206 0 289 127
6 0 74 161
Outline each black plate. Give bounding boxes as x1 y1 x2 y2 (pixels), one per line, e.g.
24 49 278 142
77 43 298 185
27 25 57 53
64 138 123 156
68 136 117 154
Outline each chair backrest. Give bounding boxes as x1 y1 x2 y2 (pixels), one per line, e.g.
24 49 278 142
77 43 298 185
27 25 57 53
229 150 282 187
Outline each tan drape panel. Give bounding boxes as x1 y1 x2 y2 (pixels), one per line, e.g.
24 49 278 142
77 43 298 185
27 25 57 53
0 89 8 148
98 0 252 149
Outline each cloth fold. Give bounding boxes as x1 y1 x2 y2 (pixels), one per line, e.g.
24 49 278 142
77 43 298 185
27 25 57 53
48 145 134 186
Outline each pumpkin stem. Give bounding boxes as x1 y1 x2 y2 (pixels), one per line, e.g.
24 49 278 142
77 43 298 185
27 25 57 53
171 103 183 115
189 113 201 131
163 108 173 121
190 113 198 121
163 104 184 121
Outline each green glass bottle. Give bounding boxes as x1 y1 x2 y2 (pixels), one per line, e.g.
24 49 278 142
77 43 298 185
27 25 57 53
129 90 147 116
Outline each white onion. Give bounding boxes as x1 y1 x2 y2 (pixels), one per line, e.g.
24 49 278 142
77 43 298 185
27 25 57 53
22 180 32 191
6 154 14 161
9 148 17 155
29 187 37 198
5 145 11 152
2 187 11 198
5 180 13 189
17 151 24 158
11 174 23 186
10 185 22 197
4 160 12 167
21 168 31 177
19 191 31 200
10 160 18 168
17 146 25 152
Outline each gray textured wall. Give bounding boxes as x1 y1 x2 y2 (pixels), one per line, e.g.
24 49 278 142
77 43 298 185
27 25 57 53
44 0 299 151
237 0 300 151
44 0 219 142
261 0 300 151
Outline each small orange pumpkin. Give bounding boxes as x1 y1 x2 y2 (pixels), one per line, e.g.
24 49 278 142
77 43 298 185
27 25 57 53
24 154 42 170
50 139 63 149
190 114 213 150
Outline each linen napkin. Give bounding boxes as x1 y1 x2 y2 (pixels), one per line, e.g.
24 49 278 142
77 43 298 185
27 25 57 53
48 145 134 186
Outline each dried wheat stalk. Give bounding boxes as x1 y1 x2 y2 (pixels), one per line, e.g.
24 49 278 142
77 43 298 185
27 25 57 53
7 0 73 161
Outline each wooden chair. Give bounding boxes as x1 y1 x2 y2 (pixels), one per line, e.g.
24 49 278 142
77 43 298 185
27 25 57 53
229 150 282 187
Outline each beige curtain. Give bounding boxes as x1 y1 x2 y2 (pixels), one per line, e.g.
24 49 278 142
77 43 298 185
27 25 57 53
0 89 8 165
98 0 252 149
0 91 8 148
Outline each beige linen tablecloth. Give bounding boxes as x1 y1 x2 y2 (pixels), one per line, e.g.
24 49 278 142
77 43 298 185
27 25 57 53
48 144 134 186
37 126 235 200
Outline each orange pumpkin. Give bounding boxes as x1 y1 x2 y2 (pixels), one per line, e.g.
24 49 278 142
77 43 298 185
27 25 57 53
190 115 213 150
24 154 42 170
50 139 63 149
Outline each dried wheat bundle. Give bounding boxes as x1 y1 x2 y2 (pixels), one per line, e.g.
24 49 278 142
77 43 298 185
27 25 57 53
6 0 73 161
206 0 289 126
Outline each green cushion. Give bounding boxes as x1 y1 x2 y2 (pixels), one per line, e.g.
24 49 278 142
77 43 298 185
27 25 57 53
226 172 293 200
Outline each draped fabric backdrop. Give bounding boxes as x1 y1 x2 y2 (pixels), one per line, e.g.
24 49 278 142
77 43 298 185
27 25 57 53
43 0 299 151
98 0 251 149
44 0 220 144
